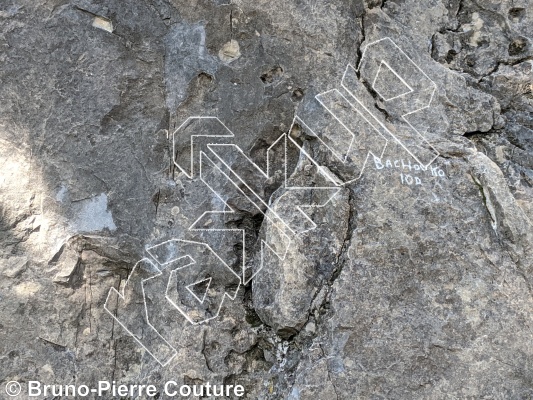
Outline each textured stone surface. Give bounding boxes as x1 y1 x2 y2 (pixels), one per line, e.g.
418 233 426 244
1 0 532 399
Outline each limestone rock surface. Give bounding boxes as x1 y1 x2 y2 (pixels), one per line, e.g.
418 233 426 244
1 0 532 399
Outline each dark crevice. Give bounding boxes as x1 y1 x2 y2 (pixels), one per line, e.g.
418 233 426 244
355 14 366 72
480 57 533 80
295 186 357 337
456 0 464 20
152 188 161 215
464 130 487 138
278 189 356 399
318 187 356 310
39 336 68 352
201 330 215 373
230 9 233 40
260 66 284 84
508 7 526 21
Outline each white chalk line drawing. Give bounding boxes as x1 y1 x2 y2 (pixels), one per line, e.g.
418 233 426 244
103 258 178 366
105 36 442 365
372 60 414 101
196 147 293 284
172 116 235 179
186 277 212 304
313 89 389 184
163 239 241 325
174 121 341 282
341 37 440 168
206 142 341 230
203 165 333 284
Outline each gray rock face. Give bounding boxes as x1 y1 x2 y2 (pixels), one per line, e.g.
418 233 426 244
1 0 532 399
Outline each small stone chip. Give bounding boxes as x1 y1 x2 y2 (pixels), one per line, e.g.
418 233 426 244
92 16 113 33
218 39 241 63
